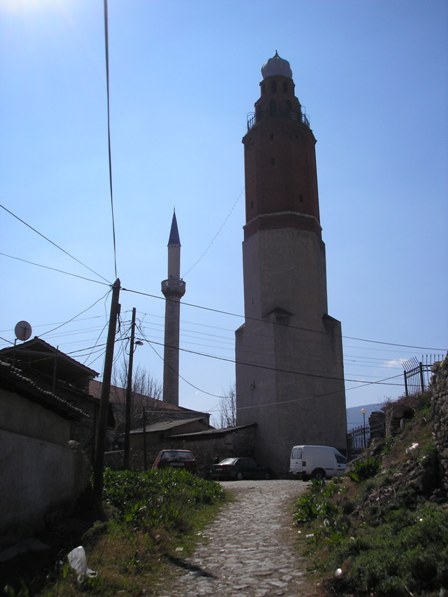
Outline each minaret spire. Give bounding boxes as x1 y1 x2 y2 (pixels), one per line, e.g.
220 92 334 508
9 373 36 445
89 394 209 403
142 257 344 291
161 211 186 406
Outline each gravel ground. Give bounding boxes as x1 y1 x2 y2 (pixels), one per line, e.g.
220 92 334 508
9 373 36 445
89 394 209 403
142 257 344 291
155 479 323 597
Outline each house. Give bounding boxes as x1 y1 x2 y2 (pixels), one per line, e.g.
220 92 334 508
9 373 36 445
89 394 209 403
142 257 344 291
0 358 91 549
0 338 114 461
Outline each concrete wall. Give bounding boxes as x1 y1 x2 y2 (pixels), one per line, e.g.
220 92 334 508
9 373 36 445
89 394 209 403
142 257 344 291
0 389 91 549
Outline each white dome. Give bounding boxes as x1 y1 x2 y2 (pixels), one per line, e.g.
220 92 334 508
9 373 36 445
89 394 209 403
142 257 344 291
261 51 293 79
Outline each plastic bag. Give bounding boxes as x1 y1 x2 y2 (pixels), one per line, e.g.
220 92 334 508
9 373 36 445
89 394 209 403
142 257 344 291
67 546 98 582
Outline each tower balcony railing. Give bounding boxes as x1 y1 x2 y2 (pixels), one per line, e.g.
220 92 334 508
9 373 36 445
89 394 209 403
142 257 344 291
162 278 186 297
246 109 310 131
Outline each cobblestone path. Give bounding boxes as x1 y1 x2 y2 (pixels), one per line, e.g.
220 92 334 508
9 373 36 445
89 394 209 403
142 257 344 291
156 479 319 597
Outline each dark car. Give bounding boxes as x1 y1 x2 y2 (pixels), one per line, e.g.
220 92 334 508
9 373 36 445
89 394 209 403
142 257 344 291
210 457 271 481
152 449 197 473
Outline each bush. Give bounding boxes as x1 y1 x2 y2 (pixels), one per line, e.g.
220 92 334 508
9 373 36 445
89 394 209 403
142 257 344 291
332 503 448 596
294 480 339 525
103 468 224 532
348 456 380 483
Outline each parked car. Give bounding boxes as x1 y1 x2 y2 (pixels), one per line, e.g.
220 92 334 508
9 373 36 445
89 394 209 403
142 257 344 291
210 457 271 481
152 449 197 473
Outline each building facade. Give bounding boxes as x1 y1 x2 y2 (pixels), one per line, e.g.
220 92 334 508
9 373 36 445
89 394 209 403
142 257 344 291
235 53 347 475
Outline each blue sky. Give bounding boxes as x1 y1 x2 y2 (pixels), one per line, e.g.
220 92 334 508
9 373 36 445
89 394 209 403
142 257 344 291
1 0 447 423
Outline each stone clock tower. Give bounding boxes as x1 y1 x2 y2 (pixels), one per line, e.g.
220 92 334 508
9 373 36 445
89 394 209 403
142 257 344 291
235 53 347 474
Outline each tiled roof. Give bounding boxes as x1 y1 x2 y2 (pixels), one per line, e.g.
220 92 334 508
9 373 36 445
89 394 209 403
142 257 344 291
130 417 207 434
0 359 89 420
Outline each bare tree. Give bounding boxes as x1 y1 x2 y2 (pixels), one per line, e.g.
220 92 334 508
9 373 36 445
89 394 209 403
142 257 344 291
111 363 163 431
219 384 237 428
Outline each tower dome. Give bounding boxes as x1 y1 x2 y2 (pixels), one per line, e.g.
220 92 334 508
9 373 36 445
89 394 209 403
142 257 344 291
261 51 293 79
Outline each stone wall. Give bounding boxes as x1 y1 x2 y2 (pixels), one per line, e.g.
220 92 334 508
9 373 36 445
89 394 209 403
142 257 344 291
431 356 448 496
105 425 257 477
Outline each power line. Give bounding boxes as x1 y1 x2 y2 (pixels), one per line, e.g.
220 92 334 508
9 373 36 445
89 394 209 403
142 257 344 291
103 0 118 279
141 337 404 388
138 324 226 400
0 252 110 286
122 285 447 353
0 204 110 284
40 290 111 338
182 187 243 278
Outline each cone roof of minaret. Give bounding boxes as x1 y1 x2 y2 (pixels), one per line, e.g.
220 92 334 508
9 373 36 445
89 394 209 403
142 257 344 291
261 51 293 79
168 210 181 246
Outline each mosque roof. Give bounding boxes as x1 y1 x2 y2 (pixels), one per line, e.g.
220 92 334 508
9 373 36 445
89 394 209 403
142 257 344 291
261 51 293 79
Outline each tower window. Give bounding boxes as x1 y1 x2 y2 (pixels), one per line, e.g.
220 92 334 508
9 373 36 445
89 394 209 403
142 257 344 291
250 200 254 208
271 80 277 93
283 81 288 93
269 100 277 116
299 194 304 203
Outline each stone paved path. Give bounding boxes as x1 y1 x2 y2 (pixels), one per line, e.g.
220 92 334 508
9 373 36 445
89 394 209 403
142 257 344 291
156 479 319 597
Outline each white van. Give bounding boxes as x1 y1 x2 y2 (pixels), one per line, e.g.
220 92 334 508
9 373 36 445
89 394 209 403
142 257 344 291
289 445 347 480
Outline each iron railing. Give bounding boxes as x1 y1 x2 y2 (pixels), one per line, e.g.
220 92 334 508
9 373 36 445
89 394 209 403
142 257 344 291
246 109 310 132
402 354 446 397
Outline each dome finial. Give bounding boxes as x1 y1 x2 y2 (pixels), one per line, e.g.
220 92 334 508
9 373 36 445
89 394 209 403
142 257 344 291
261 51 293 79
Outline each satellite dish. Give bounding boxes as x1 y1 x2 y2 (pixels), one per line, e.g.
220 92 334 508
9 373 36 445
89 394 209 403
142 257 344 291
14 320 32 342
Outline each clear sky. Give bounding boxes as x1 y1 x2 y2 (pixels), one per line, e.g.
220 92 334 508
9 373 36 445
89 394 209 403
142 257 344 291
1 0 447 424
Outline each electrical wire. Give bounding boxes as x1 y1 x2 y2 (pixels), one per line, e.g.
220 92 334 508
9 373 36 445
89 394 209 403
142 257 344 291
0 252 110 286
138 324 227 399
40 290 111 338
122 286 447 352
0 205 111 284
103 0 118 279
182 187 243 278
140 336 404 388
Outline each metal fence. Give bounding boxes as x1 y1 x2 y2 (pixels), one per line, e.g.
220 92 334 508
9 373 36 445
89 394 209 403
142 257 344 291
347 424 370 458
402 354 445 397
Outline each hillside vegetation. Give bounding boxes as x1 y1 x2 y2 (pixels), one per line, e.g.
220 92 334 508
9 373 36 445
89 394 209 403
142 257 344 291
294 391 448 596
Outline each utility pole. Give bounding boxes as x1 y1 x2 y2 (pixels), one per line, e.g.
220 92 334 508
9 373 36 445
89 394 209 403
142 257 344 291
124 307 136 469
93 278 121 509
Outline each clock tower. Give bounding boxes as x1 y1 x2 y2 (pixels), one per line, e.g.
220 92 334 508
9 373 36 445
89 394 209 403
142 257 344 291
235 53 347 474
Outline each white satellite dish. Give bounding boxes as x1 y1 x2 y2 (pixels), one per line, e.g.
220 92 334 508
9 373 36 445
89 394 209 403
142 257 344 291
14 320 32 342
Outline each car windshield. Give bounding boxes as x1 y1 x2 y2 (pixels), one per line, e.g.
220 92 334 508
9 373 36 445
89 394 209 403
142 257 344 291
335 451 347 464
161 451 193 461
217 458 237 465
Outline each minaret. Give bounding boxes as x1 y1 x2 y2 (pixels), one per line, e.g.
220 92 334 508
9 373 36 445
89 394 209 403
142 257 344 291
161 211 186 406
235 53 347 475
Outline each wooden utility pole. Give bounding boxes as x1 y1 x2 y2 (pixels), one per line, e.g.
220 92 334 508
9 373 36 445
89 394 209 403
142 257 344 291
124 307 136 469
93 278 121 508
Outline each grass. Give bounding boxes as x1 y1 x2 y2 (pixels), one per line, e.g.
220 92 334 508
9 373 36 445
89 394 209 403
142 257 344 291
294 392 448 596
1 468 226 597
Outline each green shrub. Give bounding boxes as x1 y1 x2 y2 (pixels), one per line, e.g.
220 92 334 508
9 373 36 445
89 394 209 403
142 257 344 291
332 503 448 596
103 468 224 532
348 456 380 483
294 480 338 525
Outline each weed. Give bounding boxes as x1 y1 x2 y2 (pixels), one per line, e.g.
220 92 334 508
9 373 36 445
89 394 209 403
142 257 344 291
347 456 380 483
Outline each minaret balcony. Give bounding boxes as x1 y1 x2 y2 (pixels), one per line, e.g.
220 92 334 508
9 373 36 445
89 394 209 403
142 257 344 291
246 109 310 131
162 278 186 298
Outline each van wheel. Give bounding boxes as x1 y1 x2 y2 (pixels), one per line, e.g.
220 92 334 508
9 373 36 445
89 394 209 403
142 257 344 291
236 472 244 480
312 469 326 481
